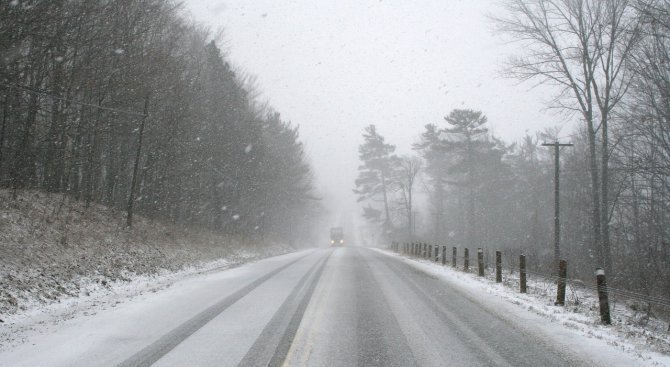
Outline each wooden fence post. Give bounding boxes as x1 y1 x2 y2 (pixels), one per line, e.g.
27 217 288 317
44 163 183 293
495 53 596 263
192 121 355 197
520 254 527 293
477 248 484 276
495 251 502 283
442 246 446 265
464 248 469 272
555 259 567 306
452 247 457 267
595 268 611 325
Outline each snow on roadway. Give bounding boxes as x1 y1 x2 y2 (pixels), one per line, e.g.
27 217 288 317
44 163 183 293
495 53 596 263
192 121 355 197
376 248 670 367
0 249 316 366
3 245 668 366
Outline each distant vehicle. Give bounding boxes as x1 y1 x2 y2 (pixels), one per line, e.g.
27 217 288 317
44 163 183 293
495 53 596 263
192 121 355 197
330 227 344 246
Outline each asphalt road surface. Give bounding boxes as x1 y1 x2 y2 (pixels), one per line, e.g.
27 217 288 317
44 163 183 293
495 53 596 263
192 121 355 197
2 247 599 366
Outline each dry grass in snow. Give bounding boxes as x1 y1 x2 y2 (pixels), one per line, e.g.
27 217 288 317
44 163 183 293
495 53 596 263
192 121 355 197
0 189 294 320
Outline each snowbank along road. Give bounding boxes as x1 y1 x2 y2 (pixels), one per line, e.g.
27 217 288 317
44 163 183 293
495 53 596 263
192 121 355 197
0 247 646 366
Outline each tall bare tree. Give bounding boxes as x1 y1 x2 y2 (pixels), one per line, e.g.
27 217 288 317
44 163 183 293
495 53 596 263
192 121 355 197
0 0 319 245
493 0 644 276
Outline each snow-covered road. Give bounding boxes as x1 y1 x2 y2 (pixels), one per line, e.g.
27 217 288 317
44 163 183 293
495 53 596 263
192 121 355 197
0 247 663 366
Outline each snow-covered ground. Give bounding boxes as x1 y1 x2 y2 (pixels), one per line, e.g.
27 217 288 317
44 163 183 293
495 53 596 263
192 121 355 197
378 248 670 367
0 250 317 365
0 247 296 351
0 189 297 350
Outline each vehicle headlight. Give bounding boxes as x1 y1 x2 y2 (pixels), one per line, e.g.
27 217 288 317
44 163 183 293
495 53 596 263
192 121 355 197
340 240 344 244
330 240 334 244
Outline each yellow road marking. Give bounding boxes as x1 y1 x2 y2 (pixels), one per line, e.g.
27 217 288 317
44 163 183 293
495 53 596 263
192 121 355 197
282 249 337 366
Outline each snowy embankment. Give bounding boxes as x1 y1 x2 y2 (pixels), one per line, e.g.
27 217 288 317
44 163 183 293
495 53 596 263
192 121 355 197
0 189 295 347
377 248 670 367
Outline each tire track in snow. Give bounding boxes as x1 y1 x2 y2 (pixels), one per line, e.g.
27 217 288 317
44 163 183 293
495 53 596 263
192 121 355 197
238 249 333 367
117 252 314 367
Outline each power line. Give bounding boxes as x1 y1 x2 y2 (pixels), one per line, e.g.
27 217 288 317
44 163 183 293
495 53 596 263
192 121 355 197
1 82 146 117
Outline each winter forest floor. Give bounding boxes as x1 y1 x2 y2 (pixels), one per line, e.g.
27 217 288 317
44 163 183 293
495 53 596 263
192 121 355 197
0 189 295 348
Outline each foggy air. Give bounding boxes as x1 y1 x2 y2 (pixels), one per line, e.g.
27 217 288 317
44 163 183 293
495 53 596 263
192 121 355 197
0 1 669 366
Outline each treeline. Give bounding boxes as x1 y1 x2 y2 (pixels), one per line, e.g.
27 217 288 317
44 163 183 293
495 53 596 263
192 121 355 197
356 0 669 300
0 0 318 244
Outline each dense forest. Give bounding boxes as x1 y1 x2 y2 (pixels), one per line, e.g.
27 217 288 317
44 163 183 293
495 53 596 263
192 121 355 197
0 0 319 245
355 0 670 301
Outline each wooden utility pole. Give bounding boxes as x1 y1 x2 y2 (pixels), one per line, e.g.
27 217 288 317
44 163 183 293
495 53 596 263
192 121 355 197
542 141 573 277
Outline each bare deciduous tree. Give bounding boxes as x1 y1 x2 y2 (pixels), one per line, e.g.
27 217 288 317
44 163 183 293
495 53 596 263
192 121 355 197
0 0 319 244
493 0 644 276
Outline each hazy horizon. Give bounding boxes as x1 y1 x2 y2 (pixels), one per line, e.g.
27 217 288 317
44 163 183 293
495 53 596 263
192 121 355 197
185 0 573 224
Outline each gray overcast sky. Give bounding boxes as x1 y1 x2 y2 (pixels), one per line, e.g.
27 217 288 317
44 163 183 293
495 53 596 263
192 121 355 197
185 0 570 219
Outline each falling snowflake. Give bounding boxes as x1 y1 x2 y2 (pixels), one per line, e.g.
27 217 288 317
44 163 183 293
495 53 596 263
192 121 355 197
244 144 253 154
114 48 125 55
232 214 240 221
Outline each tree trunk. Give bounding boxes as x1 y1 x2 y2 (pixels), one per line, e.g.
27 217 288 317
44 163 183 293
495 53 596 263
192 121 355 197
467 135 475 248
601 117 613 276
0 88 9 181
13 89 39 193
408 182 413 241
380 169 391 230
587 120 603 268
126 94 150 228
